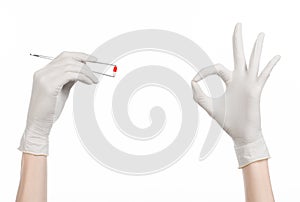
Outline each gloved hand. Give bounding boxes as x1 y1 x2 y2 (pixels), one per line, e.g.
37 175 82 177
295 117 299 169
191 24 280 168
18 51 99 155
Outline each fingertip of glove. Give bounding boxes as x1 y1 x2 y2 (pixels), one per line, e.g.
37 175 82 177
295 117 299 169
275 55 281 61
258 32 265 39
87 55 97 62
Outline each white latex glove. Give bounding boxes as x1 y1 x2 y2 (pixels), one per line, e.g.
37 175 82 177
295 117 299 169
191 24 280 168
18 51 99 155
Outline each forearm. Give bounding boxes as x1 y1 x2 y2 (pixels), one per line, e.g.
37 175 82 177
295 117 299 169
16 153 47 202
242 159 274 202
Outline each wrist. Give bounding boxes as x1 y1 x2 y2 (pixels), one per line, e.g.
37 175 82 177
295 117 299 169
18 123 51 155
234 134 270 168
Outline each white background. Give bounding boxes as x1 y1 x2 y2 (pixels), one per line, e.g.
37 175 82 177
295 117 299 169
1 0 299 201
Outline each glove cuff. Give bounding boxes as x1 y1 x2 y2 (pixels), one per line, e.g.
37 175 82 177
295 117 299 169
234 136 270 168
18 125 50 155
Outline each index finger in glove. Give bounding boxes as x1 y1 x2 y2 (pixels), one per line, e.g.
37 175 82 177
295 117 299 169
57 51 97 63
192 64 232 85
56 63 99 87
191 64 231 115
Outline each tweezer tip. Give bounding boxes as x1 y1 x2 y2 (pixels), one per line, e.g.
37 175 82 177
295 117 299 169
30 53 38 57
